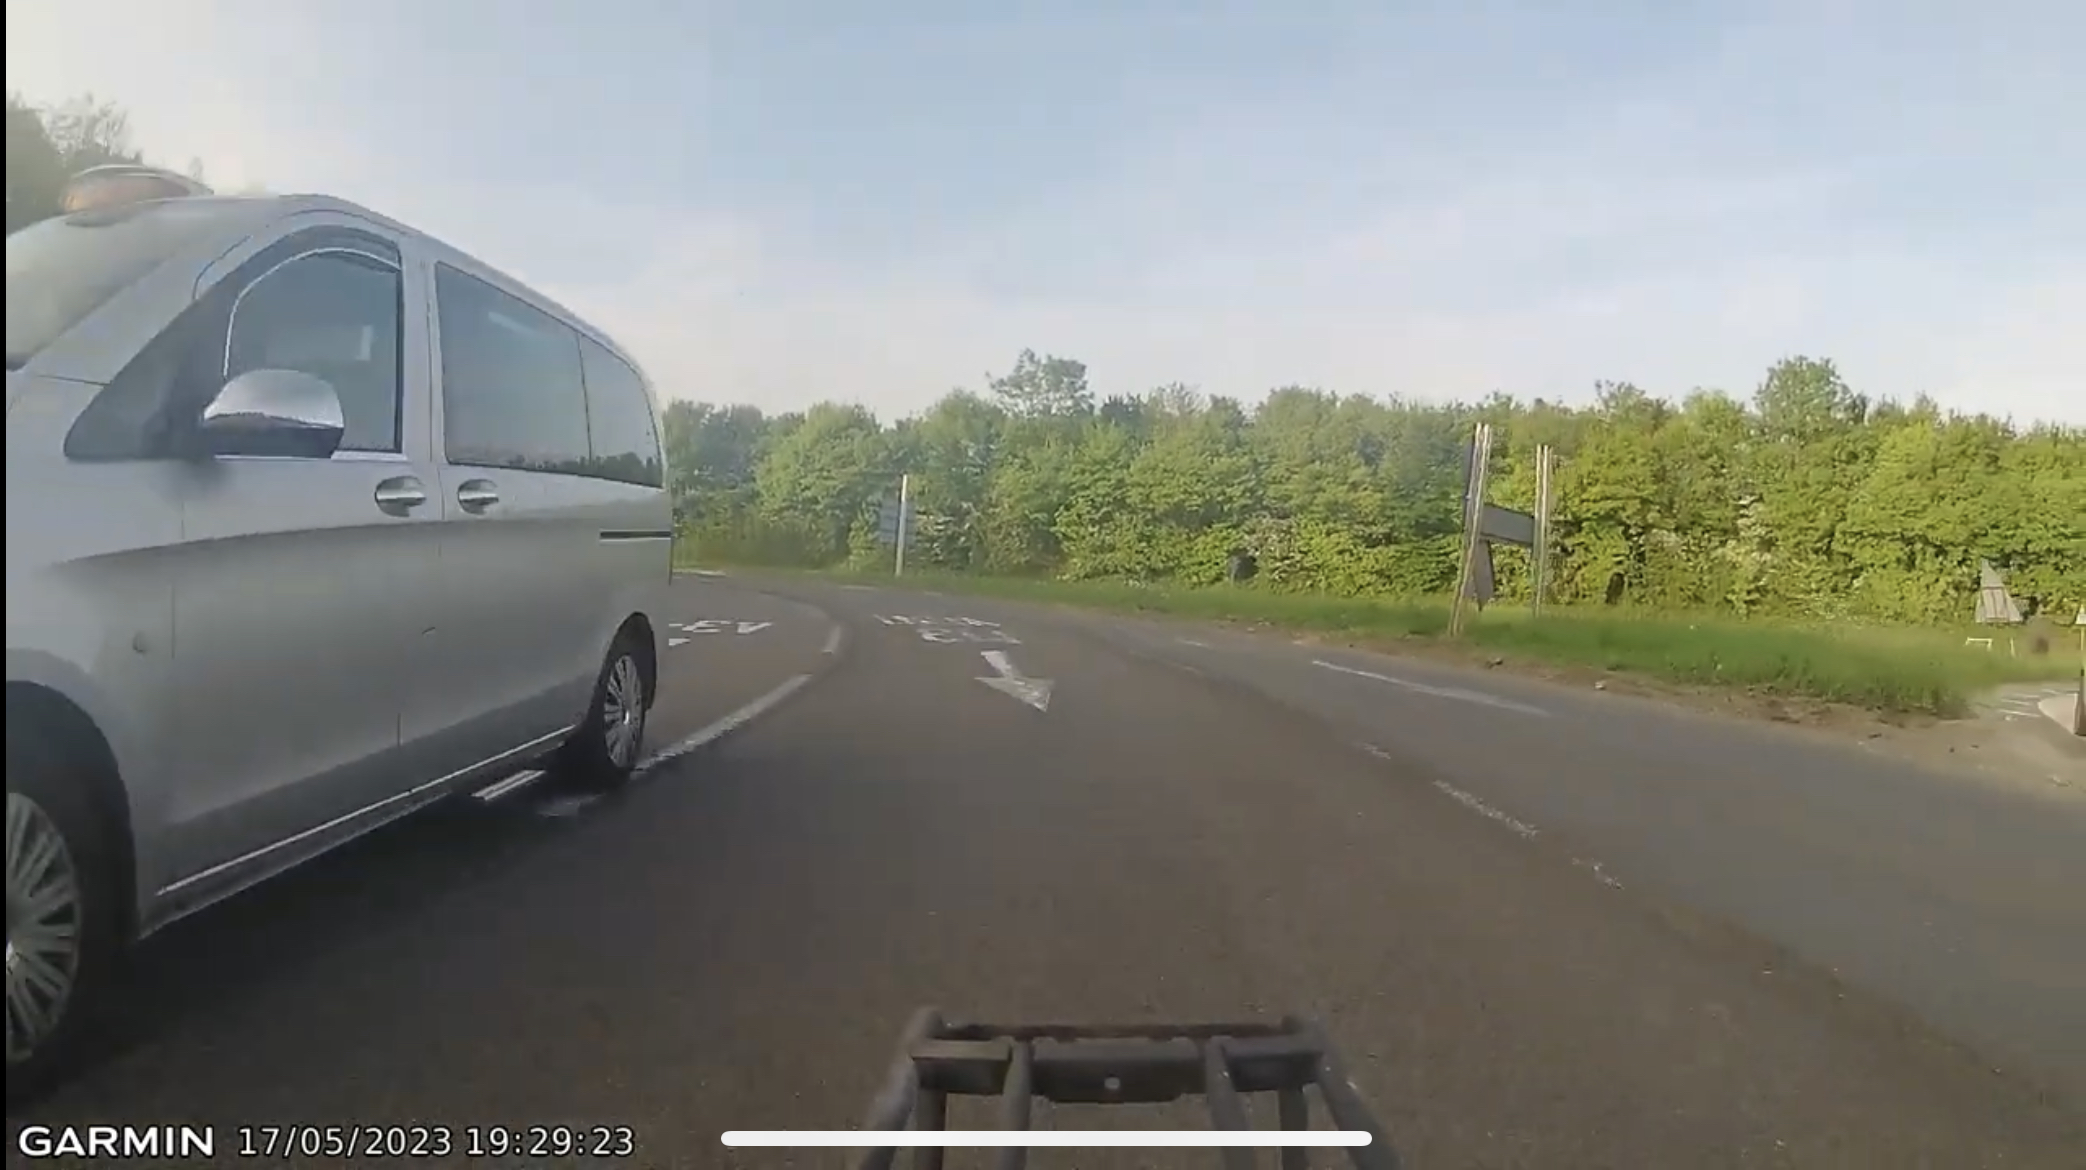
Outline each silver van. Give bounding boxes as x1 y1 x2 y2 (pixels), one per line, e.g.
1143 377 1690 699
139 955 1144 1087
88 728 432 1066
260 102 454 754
5 170 672 1089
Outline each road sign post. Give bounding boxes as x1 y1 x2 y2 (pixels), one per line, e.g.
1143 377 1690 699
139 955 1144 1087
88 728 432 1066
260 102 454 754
894 473 911 578
874 477 916 574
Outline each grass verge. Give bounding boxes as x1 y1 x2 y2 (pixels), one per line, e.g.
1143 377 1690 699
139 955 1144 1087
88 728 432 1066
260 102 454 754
681 555 2081 718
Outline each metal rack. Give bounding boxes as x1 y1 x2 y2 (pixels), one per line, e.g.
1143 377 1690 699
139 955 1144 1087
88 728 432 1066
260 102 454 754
856 1008 1399 1170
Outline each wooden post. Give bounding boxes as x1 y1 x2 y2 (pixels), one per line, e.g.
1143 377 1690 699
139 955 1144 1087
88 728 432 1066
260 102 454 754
1449 422 1492 638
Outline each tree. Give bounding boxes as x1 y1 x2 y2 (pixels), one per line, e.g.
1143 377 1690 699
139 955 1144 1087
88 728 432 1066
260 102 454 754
7 92 147 233
662 347 2083 624
989 349 1094 419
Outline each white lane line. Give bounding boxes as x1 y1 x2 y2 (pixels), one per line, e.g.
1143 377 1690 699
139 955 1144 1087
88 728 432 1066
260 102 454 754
635 673 813 775
821 624 844 655
1432 780 1540 838
1573 857 1625 889
1314 659 1551 717
1360 743 1537 838
678 569 727 578
667 636 691 648
842 584 876 592
1360 743 1621 887
1177 637 1212 648
485 676 817 814
472 768 546 802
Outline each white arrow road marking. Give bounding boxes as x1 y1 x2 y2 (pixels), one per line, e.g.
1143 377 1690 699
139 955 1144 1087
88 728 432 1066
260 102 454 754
1314 659 1550 717
976 649 1054 712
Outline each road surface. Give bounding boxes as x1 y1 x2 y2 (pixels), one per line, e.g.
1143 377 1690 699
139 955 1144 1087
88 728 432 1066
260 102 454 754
8 575 2083 1168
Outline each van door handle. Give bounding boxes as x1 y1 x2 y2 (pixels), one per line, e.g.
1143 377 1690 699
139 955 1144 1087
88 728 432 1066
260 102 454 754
456 479 501 513
374 476 428 513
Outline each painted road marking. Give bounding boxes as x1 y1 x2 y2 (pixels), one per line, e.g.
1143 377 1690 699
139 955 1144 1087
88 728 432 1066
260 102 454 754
1314 659 1551 717
976 649 1054 712
671 619 775 639
472 674 817 815
874 615 1023 645
821 624 844 655
531 674 816 818
1359 743 1620 888
636 673 813 775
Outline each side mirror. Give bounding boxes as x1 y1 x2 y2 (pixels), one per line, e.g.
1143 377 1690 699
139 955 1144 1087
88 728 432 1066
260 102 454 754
197 369 345 459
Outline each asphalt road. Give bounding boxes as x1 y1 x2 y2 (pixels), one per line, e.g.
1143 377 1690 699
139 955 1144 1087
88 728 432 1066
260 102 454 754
8 575 2084 1168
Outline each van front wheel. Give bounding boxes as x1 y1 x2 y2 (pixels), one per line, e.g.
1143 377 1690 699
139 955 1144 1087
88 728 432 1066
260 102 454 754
7 734 123 1099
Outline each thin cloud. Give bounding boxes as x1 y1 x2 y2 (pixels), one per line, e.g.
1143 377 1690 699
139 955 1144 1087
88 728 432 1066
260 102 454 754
7 0 2080 425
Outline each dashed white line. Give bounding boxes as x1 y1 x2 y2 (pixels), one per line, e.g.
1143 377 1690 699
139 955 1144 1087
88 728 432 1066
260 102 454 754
821 624 844 655
1177 638 1212 648
1359 743 1621 888
1360 743 1538 837
1314 659 1551 717
1428 778 1540 838
1572 857 1625 889
667 636 691 648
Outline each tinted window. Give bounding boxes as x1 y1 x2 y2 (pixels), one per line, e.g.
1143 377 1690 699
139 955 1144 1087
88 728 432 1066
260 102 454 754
436 264 589 473
225 249 403 452
578 334 663 487
6 198 263 368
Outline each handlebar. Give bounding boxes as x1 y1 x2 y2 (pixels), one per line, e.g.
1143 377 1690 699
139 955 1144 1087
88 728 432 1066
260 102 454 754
856 1007 1400 1170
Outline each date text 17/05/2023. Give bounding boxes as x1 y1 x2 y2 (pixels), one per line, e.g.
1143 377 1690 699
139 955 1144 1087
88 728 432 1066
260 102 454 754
15 1123 640 1160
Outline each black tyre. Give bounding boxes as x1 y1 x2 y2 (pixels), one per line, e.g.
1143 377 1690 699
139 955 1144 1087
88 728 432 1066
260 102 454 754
558 631 651 790
6 730 125 1100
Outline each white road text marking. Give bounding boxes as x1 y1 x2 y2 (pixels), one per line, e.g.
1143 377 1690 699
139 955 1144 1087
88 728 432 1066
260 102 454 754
673 619 775 636
875 615 1023 645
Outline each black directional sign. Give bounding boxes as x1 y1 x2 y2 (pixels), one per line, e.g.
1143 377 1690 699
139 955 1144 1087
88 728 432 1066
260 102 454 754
874 495 916 548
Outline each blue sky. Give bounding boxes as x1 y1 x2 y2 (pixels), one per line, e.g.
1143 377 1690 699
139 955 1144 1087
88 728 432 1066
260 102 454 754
8 0 2082 424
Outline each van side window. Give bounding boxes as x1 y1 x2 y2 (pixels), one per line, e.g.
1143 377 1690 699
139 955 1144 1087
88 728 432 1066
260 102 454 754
224 249 403 453
435 263 589 473
577 335 664 488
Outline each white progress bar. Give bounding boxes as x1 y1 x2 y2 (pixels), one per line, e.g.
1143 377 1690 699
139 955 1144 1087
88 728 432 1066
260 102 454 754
722 1132 1372 1148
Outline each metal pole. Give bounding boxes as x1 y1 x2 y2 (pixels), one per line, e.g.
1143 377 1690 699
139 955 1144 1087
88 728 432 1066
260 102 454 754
1532 444 1553 618
894 473 911 578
